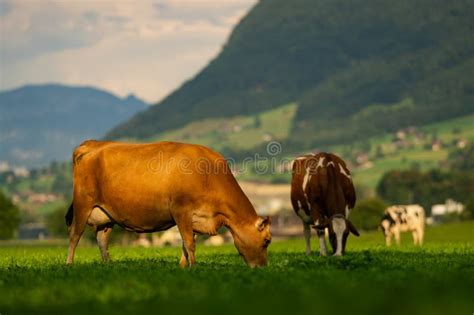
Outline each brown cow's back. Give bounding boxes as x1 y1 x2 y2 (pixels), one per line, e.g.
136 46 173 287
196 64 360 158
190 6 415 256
308 153 355 218
291 153 355 220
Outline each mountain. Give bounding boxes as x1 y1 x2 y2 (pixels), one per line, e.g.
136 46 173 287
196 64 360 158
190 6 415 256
106 0 474 155
0 84 148 168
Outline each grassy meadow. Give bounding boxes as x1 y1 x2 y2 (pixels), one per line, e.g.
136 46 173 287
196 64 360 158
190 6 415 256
1 221 473 315
149 102 297 151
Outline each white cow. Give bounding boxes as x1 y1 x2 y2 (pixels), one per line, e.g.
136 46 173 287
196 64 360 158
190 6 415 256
380 205 425 246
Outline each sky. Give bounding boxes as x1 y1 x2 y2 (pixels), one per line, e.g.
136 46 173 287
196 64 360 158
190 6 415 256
0 0 257 103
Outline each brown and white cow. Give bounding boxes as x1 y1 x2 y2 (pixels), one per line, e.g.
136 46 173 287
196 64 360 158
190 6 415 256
291 152 359 256
65 140 271 267
380 205 425 246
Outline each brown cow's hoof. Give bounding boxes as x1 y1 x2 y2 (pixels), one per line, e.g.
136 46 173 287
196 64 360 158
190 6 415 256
179 258 188 268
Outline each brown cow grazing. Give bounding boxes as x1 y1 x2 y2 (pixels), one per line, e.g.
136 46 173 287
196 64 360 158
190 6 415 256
290 153 359 256
65 140 271 267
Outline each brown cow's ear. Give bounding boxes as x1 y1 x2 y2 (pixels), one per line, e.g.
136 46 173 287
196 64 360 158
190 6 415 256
347 220 360 237
257 216 271 231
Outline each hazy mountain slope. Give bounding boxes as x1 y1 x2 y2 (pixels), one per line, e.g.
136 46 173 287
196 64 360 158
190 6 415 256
106 0 474 153
0 84 147 167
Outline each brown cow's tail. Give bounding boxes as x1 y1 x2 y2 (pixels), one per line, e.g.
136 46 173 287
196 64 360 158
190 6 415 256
65 202 74 227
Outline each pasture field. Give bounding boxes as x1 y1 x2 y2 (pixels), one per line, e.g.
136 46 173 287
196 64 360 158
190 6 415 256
1 222 473 315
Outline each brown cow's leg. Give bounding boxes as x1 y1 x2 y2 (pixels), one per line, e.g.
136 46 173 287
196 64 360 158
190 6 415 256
66 202 92 265
176 219 196 267
67 220 87 265
67 226 82 265
180 242 189 268
96 226 113 262
181 232 196 267
303 223 311 255
173 208 198 267
317 229 328 256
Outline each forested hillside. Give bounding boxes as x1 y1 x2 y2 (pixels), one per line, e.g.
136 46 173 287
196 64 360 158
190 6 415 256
107 0 474 154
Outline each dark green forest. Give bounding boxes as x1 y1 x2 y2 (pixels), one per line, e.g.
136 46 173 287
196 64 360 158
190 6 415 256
107 0 474 154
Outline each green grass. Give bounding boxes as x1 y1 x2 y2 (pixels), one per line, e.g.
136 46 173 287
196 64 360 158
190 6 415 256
1 222 473 315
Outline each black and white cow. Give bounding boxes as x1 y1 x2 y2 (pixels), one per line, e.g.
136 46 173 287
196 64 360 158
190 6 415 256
380 205 425 246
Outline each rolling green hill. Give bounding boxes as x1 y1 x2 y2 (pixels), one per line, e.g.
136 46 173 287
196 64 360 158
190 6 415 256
107 0 474 155
145 102 297 152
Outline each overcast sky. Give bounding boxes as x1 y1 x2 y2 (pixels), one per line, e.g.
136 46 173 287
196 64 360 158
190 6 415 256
0 0 257 103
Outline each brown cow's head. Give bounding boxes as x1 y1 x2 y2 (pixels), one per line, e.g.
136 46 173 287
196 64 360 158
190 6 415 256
232 216 272 267
314 215 359 256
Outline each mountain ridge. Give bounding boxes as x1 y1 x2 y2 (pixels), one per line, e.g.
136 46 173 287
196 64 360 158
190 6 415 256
0 84 148 167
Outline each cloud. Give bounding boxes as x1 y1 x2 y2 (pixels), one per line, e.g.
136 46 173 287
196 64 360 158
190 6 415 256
0 1 13 16
1 1 104 61
153 0 255 26
0 0 257 102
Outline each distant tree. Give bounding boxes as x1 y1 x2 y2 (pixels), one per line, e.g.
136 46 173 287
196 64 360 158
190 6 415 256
355 183 373 201
461 196 474 221
358 141 371 153
50 160 59 173
46 204 69 238
448 143 474 171
51 172 72 196
29 169 40 179
350 198 388 231
0 190 21 239
377 169 421 205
